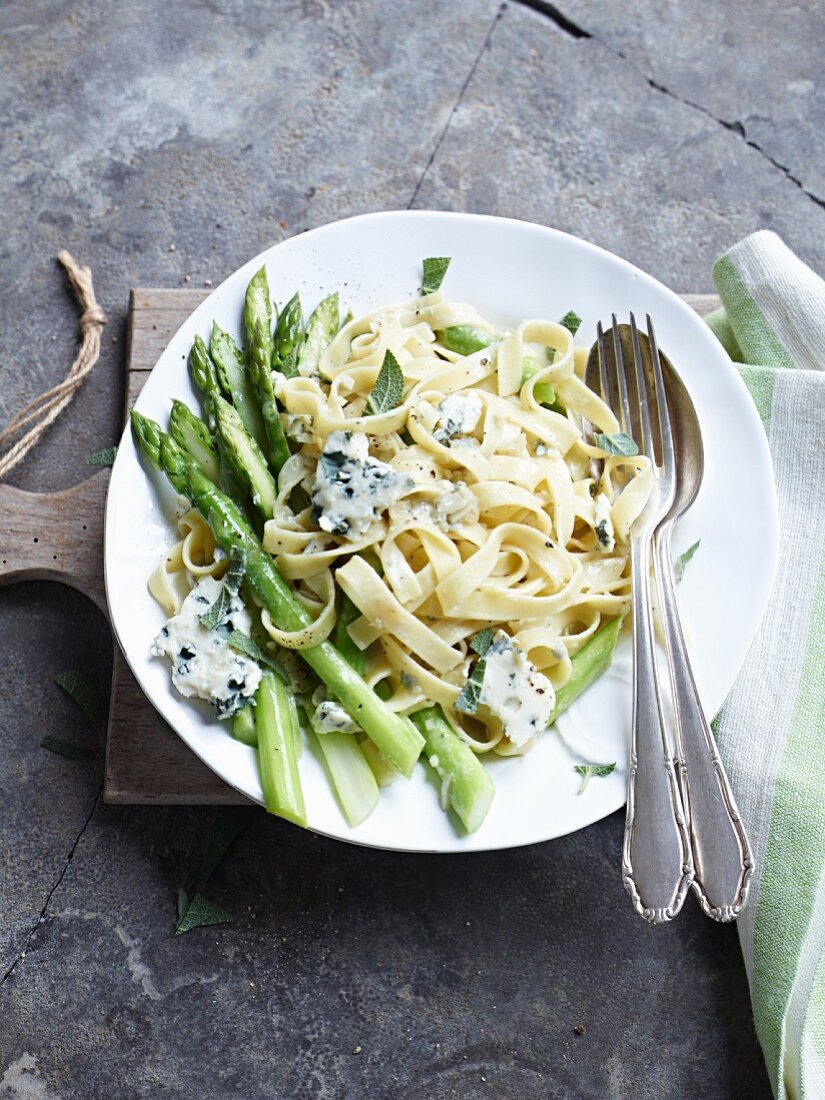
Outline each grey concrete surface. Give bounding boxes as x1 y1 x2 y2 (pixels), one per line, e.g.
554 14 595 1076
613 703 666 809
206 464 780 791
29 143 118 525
3 0 822 1095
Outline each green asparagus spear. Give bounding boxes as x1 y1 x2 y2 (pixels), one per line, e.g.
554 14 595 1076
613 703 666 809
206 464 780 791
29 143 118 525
188 336 249 502
243 266 274 367
439 326 493 356
333 592 366 675
411 706 495 833
272 292 304 378
255 671 306 825
210 322 268 452
548 617 622 724
296 292 338 377
188 335 221 434
214 395 278 522
169 400 220 484
233 704 257 747
131 413 424 776
309 713 379 827
249 321 291 475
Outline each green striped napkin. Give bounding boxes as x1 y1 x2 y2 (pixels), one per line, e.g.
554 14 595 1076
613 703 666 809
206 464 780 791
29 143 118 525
706 231 825 1100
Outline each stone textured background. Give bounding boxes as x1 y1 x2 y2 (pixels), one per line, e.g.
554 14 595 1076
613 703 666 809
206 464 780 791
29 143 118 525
2 1 822 1096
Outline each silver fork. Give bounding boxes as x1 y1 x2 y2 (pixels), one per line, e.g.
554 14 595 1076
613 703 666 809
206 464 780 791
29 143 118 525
591 315 693 924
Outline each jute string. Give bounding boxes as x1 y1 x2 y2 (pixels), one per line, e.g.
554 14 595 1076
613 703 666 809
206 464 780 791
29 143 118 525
0 251 107 480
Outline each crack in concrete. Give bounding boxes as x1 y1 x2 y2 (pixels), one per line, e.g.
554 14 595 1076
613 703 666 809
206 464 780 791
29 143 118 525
1 785 102 989
513 0 825 211
408 3 507 208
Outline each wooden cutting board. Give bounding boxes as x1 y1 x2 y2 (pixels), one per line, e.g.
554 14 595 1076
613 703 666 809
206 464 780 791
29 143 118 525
0 289 721 804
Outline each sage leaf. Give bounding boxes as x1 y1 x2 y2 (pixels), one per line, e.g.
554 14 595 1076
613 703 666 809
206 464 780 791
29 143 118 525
175 893 233 935
454 657 488 715
54 669 100 731
594 432 639 457
366 350 404 415
85 446 117 467
422 256 451 295
469 628 494 656
675 540 701 583
573 762 616 794
226 631 286 679
199 549 246 630
41 735 96 761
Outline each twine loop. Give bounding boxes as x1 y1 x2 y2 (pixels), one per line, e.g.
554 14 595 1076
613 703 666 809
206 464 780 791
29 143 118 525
0 251 106 480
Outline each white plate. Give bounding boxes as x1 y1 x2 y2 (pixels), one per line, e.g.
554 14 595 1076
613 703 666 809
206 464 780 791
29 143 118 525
105 211 779 853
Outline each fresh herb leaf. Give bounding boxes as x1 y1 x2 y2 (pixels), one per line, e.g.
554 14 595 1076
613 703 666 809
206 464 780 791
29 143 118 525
546 347 556 364
454 657 488 715
54 669 100 731
422 256 451 295
366 349 404 415
675 540 701 583
85 446 117 467
226 631 286 679
469 628 494 656
199 549 247 630
573 762 616 794
176 887 189 921
194 808 249 894
594 432 639 457
560 310 582 336
175 893 233 935
441 326 492 356
41 735 96 761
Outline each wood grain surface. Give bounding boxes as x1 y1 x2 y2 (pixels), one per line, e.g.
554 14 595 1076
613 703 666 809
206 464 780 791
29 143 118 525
0 288 721 804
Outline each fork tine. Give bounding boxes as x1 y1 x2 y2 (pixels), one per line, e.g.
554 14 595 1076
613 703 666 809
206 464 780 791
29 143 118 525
629 312 656 461
596 321 611 407
646 314 675 471
611 315 634 436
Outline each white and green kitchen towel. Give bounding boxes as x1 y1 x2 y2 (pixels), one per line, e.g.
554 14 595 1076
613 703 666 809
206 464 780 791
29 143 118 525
705 231 825 1100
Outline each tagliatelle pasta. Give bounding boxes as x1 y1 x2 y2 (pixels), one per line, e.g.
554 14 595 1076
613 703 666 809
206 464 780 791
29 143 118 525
249 289 651 755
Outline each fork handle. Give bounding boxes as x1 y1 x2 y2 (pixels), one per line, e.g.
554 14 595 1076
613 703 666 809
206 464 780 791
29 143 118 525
654 524 754 921
622 535 693 924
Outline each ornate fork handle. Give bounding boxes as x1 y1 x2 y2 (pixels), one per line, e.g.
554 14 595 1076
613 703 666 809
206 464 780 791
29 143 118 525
622 533 694 924
654 524 754 920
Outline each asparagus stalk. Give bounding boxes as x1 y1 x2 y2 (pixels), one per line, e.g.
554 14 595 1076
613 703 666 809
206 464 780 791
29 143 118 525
131 413 424 776
296 292 338 376
169 400 220 484
411 706 495 834
333 592 366 675
548 617 622 724
255 671 306 826
233 703 257 747
214 394 278 522
309 714 379 827
210 322 268 451
243 266 274 367
272 292 304 377
249 321 291 475
188 336 249 502
439 326 492 356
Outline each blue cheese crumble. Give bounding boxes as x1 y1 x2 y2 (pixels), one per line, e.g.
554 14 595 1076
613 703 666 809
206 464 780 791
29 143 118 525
433 392 483 445
594 492 615 551
312 699 359 734
151 576 261 719
479 632 555 748
311 431 414 540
